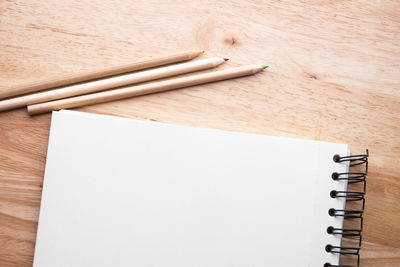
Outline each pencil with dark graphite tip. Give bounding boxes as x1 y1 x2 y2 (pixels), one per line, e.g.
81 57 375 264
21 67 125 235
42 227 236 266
0 57 227 112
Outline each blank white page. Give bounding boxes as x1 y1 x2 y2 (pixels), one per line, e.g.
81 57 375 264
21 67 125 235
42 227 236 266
34 110 349 267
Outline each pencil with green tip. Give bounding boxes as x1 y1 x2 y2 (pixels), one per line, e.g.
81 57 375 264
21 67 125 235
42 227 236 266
27 64 268 115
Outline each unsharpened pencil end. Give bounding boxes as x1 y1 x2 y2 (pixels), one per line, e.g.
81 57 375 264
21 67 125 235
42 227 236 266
261 65 269 69
223 58 229 61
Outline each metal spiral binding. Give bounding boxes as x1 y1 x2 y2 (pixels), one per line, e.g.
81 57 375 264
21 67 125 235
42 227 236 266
324 150 369 267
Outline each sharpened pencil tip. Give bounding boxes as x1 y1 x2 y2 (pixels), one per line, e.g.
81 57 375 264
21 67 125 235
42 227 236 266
223 58 229 61
261 65 269 69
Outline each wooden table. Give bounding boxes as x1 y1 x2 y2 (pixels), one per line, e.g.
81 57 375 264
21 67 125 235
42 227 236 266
0 1 399 266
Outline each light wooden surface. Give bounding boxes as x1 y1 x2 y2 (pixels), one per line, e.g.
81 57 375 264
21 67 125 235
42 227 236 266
0 0 399 266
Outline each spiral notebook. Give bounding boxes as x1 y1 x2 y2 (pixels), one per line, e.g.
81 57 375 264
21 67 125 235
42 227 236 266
33 110 368 267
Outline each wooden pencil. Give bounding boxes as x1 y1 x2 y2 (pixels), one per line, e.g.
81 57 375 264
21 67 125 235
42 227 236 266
0 57 227 112
27 65 268 115
0 50 204 100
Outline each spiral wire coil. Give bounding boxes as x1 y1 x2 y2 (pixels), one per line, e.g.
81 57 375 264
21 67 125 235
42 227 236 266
324 150 369 267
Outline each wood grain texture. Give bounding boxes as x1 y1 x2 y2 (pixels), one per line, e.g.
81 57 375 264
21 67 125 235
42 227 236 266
0 0 399 266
